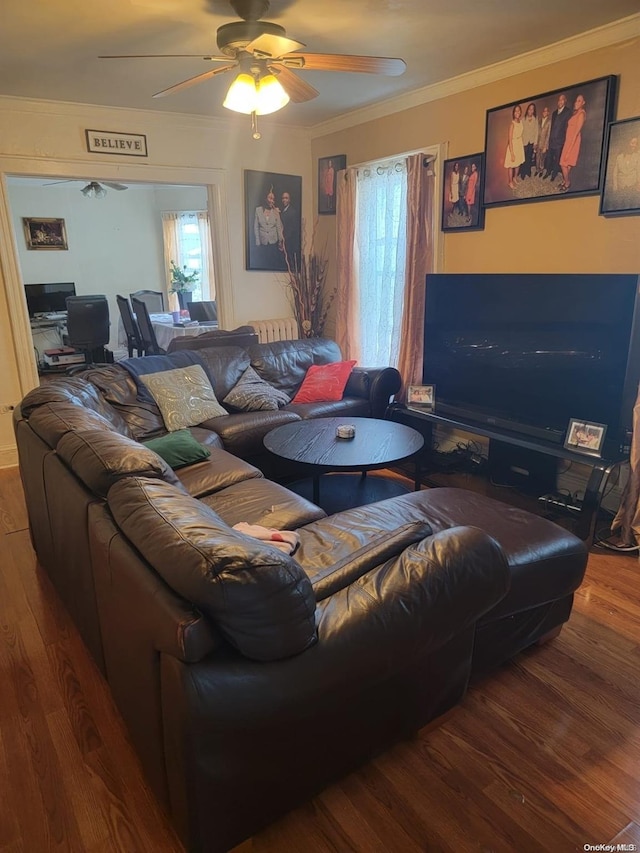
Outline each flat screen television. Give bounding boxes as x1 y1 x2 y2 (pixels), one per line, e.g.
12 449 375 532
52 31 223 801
25 282 76 317
422 274 640 456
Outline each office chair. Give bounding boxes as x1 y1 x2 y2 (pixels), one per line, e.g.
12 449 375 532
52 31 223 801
187 300 218 323
131 297 166 355
64 295 111 369
129 289 165 313
117 295 145 358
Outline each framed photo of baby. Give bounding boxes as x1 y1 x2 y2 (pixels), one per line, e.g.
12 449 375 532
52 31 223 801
245 169 302 272
441 153 485 232
482 75 617 208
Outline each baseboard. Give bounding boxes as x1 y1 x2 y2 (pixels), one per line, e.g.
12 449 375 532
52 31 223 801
0 444 18 469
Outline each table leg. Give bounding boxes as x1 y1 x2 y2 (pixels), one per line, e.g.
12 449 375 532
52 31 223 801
312 474 320 505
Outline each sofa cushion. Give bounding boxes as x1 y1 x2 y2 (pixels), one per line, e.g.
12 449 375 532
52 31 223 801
197 346 252 400
223 366 291 412
80 364 166 439
27 402 126 448
108 477 318 661
292 360 357 403
175 447 263 499
140 365 228 431
248 338 343 399
143 430 211 469
56 429 188 499
204 409 301 457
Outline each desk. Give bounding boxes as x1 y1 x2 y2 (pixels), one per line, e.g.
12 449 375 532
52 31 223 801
149 314 217 351
30 315 67 365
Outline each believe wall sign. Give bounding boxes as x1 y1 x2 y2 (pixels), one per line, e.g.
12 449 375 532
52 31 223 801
85 129 148 157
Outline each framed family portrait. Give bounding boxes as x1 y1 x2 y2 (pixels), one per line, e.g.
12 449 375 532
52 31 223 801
483 75 617 208
318 155 346 215
244 170 302 272
23 217 68 250
441 153 485 232
564 419 607 456
599 115 640 217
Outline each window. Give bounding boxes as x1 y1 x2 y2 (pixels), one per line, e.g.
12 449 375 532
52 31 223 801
162 211 215 301
355 161 408 367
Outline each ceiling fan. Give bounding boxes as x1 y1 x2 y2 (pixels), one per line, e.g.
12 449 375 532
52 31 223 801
99 0 406 119
44 180 129 198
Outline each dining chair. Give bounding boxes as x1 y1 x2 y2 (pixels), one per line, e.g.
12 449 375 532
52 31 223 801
131 297 166 355
129 289 165 313
117 295 145 358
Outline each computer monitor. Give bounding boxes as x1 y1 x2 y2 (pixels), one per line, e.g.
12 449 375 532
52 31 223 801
24 282 76 317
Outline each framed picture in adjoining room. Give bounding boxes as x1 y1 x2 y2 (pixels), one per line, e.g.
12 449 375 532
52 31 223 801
483 75 617 208
318 155 346 214
23 217 68 250
244 170 302 272
599 116 640 217
441 153 485 231
564 419 607 457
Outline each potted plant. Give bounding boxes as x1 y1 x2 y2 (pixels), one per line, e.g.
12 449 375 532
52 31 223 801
169 260 199 309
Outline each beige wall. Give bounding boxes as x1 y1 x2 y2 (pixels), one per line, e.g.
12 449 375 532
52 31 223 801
311 38 640 276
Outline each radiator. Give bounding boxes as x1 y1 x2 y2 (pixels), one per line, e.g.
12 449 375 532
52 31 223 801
248 317 299 344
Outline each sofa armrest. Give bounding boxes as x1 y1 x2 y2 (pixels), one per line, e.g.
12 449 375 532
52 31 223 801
346 366 402 418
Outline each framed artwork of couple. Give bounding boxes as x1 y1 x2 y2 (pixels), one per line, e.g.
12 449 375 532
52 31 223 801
245 169 302 272
441 153 485 232
318 155 346 215
483 75 617 208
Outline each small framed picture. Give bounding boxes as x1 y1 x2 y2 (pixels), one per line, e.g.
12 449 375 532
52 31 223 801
407 384 435 411
599 115 640 217
23 217 68 250
441 153 486 231
564 419 607 456
318 155 346 214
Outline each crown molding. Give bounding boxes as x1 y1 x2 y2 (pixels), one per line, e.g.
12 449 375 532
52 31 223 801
310 13 640 139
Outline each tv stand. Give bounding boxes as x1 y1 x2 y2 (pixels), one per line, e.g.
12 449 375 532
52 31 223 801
387 403 628 543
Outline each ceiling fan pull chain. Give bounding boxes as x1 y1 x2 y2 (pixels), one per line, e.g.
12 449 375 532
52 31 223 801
251 111 261 140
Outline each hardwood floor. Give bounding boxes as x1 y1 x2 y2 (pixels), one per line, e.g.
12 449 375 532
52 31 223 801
1 466 638 852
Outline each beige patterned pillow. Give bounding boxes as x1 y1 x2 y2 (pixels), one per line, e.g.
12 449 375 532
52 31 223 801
140 365 227 431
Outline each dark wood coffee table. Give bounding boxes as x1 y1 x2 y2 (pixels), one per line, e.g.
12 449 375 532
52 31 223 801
264 417 424 508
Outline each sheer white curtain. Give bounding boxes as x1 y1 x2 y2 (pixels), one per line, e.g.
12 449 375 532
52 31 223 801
354 160 408 367
161 211 215 303
161 212 180 300
197 212 215 300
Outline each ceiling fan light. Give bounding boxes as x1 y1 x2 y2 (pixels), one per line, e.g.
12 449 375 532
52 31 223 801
255 74 289 115
223 73 257 114
81 181 107 199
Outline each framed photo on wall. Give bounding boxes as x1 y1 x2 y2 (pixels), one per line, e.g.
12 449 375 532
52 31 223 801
599 115 640 217
23 217 68 250
483 75 617 208
318 155 346 214
441 153 485 231
245 170 302 271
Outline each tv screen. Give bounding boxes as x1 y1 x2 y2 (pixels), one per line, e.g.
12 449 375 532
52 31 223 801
25 282 76 317
423 274 640 453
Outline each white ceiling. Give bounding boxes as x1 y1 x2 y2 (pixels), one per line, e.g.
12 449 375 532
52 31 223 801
1 0 638 128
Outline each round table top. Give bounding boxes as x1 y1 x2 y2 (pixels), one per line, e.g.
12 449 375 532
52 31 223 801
264 417 424 473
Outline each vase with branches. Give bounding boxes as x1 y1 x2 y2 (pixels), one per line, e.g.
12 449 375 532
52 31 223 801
283 223 336 338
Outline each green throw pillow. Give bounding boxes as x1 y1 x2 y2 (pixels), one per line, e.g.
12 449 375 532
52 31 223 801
143 430 211 469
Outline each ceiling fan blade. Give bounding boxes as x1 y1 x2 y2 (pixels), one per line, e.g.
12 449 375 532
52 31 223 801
284 53 406 76
270 65 318 103
152 63 237 98
246 33 305 59
99 54 232 62
102 182 128 191
43 180 75 186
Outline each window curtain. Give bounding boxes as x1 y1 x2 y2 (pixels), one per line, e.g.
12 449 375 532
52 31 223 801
161 212 180 312
197 211 215 301
396 154 436 399
335 168 359 359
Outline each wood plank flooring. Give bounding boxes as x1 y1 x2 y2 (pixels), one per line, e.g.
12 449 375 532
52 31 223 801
0 466 638 852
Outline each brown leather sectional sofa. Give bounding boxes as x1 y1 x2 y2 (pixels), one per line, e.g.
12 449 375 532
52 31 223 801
14 337 589 853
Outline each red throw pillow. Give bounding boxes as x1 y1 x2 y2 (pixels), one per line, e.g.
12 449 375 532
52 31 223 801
292 360 357 403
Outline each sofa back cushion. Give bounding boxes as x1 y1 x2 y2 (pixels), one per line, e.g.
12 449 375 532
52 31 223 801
108 477 318 661
248 339 343 399
20 375 132 435
196 346 252 400
56 429 187 499
28 402 127 448
82 364 166 438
